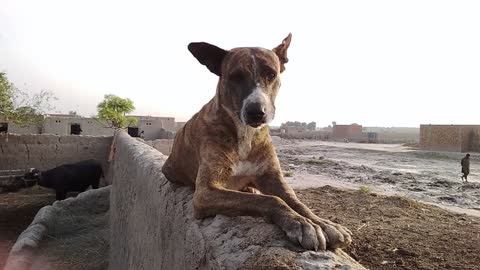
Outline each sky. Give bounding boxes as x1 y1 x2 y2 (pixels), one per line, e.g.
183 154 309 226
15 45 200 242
1 0 479 127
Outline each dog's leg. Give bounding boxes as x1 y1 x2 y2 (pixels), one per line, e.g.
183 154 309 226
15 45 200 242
193 165 327 251
254 170 352 249
194 187 327 251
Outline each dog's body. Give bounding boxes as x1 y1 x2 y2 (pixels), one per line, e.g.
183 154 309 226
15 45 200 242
162 34 351 251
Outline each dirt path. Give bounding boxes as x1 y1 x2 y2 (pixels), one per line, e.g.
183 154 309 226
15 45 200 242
297 186 480 270
275 139 480 216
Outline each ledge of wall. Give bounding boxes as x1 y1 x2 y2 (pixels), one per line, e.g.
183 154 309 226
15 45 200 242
109 131 365 270
0 134 112 171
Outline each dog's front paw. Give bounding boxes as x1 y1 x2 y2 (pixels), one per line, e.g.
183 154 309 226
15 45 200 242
279 215 327 251
313 218 352 249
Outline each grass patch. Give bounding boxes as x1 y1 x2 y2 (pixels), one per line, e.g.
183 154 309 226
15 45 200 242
413 151 453 160
359 185 372 194
283 171 294 177
304 157 333 166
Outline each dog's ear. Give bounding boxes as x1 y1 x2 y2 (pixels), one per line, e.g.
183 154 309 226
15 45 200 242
273 33 292 73
188 42 227 76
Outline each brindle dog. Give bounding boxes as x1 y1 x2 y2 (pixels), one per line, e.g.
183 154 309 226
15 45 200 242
162 34 352 250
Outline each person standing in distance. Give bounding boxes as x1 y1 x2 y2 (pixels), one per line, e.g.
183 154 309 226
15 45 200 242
461 153 471 182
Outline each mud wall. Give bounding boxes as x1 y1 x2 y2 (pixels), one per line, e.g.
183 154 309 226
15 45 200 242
0 134 112 171
109 131 365 270
461 126 480 152
375 132 419 144
420 125 480 152
42 117 115 136
143 139 174 155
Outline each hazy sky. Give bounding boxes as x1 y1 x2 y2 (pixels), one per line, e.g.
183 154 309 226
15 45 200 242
1 0 479 127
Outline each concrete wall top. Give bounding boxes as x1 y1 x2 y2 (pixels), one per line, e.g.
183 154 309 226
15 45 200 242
109 131 365 270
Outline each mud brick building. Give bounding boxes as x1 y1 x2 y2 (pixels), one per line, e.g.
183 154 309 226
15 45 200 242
332 123 366 142
420 124 480 152
0 114 178 141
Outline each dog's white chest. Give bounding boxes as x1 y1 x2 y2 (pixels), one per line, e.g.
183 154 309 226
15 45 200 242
238 141 252 160
237 125 257 160
231 161 266 176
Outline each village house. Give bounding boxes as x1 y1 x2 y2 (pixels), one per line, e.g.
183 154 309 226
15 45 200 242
0 113 181 141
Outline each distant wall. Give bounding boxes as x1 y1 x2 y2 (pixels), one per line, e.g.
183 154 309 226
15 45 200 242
109 131 365 270
1 115 179 140
0 134 112 171
0 118 42 135
174 121 186 132
375 132 419 144
136 116 176 139
277 130 331 140
43 117 115 136
7 123 41 135
275 130 419 144
420 125 480 152
144 139 174 155
461 126 480 152
333 124 363 140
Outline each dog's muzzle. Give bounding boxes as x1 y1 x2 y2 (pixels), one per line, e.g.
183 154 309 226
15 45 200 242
245 102 267 128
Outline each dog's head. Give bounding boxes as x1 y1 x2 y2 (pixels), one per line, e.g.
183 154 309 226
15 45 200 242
188 34 292 128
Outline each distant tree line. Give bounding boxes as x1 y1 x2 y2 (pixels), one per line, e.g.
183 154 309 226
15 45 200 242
281 121 316 131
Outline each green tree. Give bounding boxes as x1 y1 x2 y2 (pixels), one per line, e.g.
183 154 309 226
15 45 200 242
97 94 137 129
1 73 16 118
307 121 316 130
0 72 56 126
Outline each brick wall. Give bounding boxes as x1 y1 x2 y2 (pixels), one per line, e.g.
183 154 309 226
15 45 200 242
420 125 480 152
333 124 362 140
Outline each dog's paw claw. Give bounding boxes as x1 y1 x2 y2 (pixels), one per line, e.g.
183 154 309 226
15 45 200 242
319 221 352 249
282 216 326 251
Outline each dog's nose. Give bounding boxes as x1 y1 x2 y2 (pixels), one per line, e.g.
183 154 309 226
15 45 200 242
246 103 266 122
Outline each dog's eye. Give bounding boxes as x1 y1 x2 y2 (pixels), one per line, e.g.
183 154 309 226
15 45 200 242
229 71 245 83
266 72 276 82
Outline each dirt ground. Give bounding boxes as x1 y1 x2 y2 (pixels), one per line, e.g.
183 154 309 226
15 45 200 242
0 186 56 269
2 138 480 270
297 186 480 270
275 139 480 216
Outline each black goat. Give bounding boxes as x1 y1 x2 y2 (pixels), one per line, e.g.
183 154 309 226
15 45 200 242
25 159 104 200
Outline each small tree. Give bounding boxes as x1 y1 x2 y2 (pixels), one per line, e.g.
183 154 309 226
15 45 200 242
97 94 137 129
307 121 316 131
0 73 14 115
0 72 56 126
